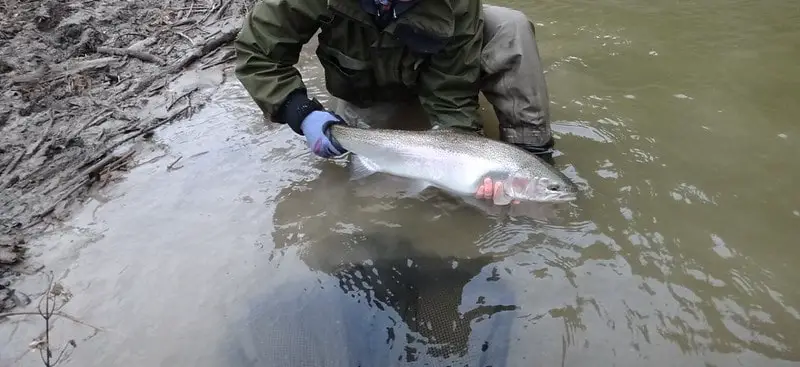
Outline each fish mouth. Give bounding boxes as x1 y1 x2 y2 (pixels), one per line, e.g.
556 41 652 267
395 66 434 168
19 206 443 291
547 192 578 203
524 189 577 203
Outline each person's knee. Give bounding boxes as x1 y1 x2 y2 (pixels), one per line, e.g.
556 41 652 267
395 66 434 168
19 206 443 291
485 6 532 33
503 8 531 28
481 6 538 72
484 6 535 44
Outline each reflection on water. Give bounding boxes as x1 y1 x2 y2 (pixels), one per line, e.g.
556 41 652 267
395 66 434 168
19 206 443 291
233 230 517 365
229 162 521 365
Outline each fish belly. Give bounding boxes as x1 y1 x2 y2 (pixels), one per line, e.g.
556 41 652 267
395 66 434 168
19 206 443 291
359 147 487 196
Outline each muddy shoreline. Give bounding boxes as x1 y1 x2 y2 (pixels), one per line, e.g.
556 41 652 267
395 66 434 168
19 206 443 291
0 0 251 313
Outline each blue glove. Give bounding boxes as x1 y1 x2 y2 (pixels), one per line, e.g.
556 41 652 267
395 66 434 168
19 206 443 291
300 110 347 158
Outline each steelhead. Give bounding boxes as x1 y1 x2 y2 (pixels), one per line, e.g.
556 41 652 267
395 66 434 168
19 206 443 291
328 124 579 205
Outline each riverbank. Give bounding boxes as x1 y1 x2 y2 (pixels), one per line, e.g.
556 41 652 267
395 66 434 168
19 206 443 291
0 0 250 314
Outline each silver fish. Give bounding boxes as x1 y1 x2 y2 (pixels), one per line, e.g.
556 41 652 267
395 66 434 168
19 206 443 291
329 124 579 205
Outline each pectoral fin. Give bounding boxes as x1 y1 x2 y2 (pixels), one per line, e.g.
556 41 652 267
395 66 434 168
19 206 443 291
492 182 513 206
349 154 379 181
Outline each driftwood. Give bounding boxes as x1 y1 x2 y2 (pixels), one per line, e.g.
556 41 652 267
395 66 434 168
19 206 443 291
65 109 114 143
10 58 118 85
27 104 194 221
96 47 165 65
83 150 133 179
167 87 198 111
0 150 25 190
115 25 240 101
78 104 194 173
127 36 158 51
26 110 56 159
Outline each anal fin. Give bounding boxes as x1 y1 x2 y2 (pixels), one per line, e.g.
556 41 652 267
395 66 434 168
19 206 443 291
401 179 433 197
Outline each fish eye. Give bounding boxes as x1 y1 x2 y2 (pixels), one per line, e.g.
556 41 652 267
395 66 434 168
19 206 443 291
547 183 561 191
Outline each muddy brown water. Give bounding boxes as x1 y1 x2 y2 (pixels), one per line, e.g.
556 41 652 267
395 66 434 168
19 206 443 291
3 0 800 366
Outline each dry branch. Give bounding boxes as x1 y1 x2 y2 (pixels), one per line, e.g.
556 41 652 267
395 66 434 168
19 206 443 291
96 47 165 65
167 87 198 111
115 24 240 101
88 104 193 165
43 106 191 198
1 150 25 178
127 36 158 51
83 150 133 179
32 178 90 220
168 19 195 27
29 105 194 220
11 58 118 85
66 109 113 143
0 311 103 336
167 156 183 170
212 0 232 22
26 111 56 159
0 271 103 366
172 27 239 70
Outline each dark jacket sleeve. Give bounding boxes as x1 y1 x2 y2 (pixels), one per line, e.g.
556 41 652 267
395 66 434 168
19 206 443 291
416 0 484 131
233 0 328 133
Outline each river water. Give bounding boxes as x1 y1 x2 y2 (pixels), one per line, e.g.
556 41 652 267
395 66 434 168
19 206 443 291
2 0 799 366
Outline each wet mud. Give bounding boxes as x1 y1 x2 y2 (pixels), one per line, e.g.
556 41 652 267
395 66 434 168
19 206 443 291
0 0 251 313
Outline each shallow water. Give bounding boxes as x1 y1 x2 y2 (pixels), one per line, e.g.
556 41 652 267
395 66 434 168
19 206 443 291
3 0 800 366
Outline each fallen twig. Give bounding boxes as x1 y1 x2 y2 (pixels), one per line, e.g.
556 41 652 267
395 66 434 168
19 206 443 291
31 178 90 220
96 46 165 66
115 24 240 102
172 26 238 71
87 111 114 128
200 0 221 23
26 106 195 220
0 311 102 337
212 0 231 22
79 105 193 174
127 36 158 51
84 149 134 179
26 110 57 159
0 272 103 366
175 31 195 46
172 6 210 11
0 146 27 190
189 151 209 159
103 150 137 174
11 58 117 85
1 150 25 179
169 19 196 27
117 33 150 44
200 49 235 70
167 156 183 171
66 109 113 143
186 0 196 18
167 87 197 111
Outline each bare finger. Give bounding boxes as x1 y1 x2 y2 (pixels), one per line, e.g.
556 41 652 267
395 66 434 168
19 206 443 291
482 178 493 199
475 177 490 199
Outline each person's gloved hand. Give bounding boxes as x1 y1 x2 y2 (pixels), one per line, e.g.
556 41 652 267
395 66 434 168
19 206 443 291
300 110 347 158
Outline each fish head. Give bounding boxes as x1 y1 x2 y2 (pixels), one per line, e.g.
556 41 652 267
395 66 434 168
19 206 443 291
502 170 578 203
